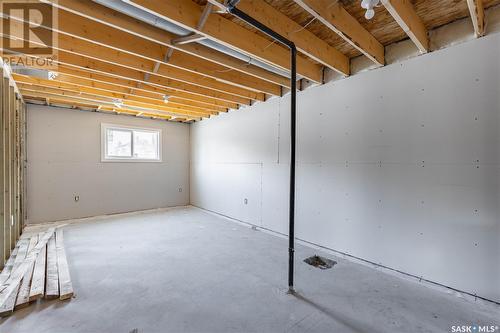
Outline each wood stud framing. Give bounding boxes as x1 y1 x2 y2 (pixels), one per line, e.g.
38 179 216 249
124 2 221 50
0 65 26 269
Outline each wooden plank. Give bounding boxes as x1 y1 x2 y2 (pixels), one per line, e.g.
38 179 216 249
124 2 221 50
14 237 37 309
0 238 29 316
15 97 21 240
29 233 46 301
0 229 54 313
9 87 15 251
130 0 324 83
295 0 385 65
56 229 73 300
3 78 11 261
45 233 59 299
466 0 485 37
381 0 429 53
0 246 18 286
20 102 27 233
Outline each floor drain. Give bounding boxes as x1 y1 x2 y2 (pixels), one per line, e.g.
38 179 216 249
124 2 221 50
304 255 336 270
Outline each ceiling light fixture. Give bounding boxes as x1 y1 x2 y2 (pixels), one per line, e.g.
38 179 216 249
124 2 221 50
163 95 170 103
112 98 123 109
361 0 380 20
48 71 58 80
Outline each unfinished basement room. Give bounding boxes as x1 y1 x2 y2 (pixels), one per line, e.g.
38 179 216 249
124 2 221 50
0 0 499 332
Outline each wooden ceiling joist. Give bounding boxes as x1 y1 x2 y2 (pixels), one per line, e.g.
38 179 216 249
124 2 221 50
8 45 252 107
53 53 252 106
53 67 239 110
466 0 485 37
381 0 429 53
19 87 208 119
18 86 211 120
19 84 215 117
233 0 349 76
129 0 324 83
45 0 290 88
171 2 212 45
48 11 282 96
54 36 268 100
54 74 229 113
13 74 224 115
97 106 177 121
2 19 270 100
294 0 385 66
24 96 175 121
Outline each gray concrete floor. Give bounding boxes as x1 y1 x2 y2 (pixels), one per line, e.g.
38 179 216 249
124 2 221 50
1 206 499 333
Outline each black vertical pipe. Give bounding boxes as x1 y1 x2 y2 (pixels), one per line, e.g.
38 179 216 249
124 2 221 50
288 47 296 292
226 4 297 293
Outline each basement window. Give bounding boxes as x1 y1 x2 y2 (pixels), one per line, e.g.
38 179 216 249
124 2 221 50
101 123 161 162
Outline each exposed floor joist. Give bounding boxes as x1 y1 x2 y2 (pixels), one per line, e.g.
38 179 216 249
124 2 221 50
466 0 486 37
19 86 211 119
55 66 248 107
44 0 291 88
46 11 282 96
14 76 223 115
2 19 272 100
381 0 429 53
24 96 178 121
52 68 239 109
129 0 324 83
233 0 349 76
294 0 385 66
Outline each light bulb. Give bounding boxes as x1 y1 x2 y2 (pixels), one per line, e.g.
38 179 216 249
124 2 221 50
365 8 375 20
112 98 123 109
361 0 371 9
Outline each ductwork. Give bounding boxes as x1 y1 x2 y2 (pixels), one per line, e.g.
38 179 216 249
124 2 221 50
93 0 291 78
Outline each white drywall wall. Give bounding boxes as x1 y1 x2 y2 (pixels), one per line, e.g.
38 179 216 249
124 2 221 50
27 105 190 223
190 33 500 302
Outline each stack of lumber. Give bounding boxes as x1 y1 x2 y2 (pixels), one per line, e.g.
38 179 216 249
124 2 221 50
0 228 73 317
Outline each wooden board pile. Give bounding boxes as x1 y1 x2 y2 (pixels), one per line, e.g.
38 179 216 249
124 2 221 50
0 228 73 317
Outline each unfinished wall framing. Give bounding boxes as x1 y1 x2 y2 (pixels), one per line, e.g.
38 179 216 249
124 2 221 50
0 62 27 270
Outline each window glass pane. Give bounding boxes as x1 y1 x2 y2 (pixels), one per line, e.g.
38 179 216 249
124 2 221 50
133 130 159 159
106 129 132 157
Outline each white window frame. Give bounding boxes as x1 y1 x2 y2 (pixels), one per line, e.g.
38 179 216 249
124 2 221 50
101 123 162 162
